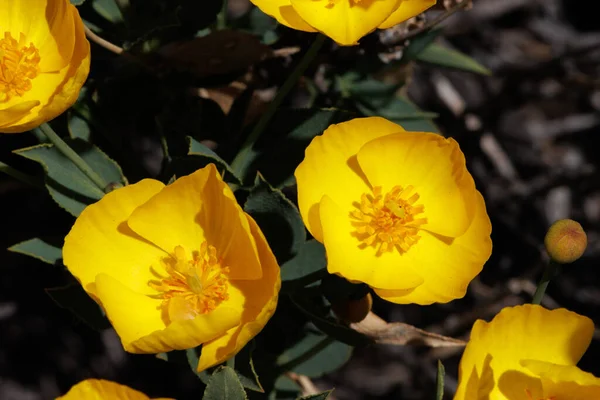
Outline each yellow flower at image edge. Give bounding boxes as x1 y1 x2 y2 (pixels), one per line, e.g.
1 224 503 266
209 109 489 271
249 0 437 46
294 117 492 305
63 164 281 372
0 0 90 133
454 304 600 399
56 379 173 400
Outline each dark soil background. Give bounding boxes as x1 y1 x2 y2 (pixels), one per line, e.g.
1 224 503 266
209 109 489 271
1 0 599 398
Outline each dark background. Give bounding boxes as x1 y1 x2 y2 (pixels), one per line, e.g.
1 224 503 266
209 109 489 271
1 0 599 398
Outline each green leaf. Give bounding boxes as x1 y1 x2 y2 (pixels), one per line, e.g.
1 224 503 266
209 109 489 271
187 137 241 184
14 139 127 217
92 0 124 24
68 112 92 141
417 43 491 76
402 28 443 61
436 360 445 400
235 341 264 392
9 238 62 265
273 375 301 400
281 240 327 290
355 95 440 134
203 366 248 400
156 347 211 384
244 174 306 264
46 284 110 330
70 0 86 5
277 332 352 378
349 78 401 109
298 390 334 400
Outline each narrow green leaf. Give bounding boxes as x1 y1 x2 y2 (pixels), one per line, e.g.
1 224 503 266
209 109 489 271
68 112 92 141
8 238 62 265
203 366 248 400
187 137 241 184
92 0 124 24
298 390 334 400
46 284 110 330
14 139 127 217
70 0 86 5
417 43 491 76
402 28 443 61
281 240 327 290
244 174 306 264
277 332 352 378
436 360 445 400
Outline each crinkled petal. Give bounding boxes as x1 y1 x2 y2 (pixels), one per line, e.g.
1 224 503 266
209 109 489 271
63 179 167 296
197 214 281 371
357 131 475 238
375 191 491 304
56 379 169 400
453 305 594 400
128 164 262 281
319 194 424 290
378 0 437 29
295 117 405 242
95 274 243 354
290 0 401 45
249 0 317 32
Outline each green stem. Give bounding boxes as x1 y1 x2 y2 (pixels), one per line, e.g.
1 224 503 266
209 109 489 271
0 161 42 188
217 0 228 30
37 123 109 192
230 34 327 182
532 260 560 305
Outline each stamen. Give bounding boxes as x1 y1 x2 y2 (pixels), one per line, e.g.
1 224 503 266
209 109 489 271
351 185 427 255
0 32 41 103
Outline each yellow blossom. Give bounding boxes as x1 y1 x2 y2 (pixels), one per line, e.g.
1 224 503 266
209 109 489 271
294 117 491 304
454 304 600 399
63 164 281 371
0 0 90 133
56 379 173 400
249 0 437 46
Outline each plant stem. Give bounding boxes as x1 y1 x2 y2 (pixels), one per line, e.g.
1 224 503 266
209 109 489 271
217 0 228 30
0 161 42 188
532 260 560 305
230 34 327 182
37 123 109 192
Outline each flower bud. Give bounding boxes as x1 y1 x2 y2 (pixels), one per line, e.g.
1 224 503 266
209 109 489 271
544 219 587 264
332 293 373 323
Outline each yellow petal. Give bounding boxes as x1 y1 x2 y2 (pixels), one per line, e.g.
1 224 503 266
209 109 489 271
0 101 40 132
128 164 262 281
63 179 167 297
375 190 491 304
356 131 475 238
197 214 281 371
319 194 424 290
295 117 405 242
56 378 165 400
378 0 437 29
249 0 317 32
96 273 243 354
453 305 594 400
290 0 402 45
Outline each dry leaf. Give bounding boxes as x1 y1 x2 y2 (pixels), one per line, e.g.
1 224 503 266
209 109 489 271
350 312 466 348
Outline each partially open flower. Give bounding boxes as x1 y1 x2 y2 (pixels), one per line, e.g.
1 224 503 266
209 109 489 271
0 0 90 133
332 292 373 323
544 219 587 264
63 164 281 371
295 117 492 305
454 304 600 399
249 0 437 46
56 379 173 400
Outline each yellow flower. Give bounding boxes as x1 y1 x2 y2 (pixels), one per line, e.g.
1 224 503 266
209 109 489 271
454 304 600 399
294 117 491 304
56 379 173 400
63 164 281 371
249 0 436 46
0 0 90 133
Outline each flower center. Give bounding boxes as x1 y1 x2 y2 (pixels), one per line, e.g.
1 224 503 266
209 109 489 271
350 185 427 255
149 243 230 324
0 32 41 103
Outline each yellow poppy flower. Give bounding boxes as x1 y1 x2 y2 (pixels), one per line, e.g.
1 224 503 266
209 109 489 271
56 379 173 400
454 304 600 399
0 0 90 133
249 0 437 46
294 117 491 304
63 164 281 371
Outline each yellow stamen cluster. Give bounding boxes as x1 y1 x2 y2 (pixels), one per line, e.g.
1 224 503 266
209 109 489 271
149 243 230 324
0 32 41 103
351 185 427 255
